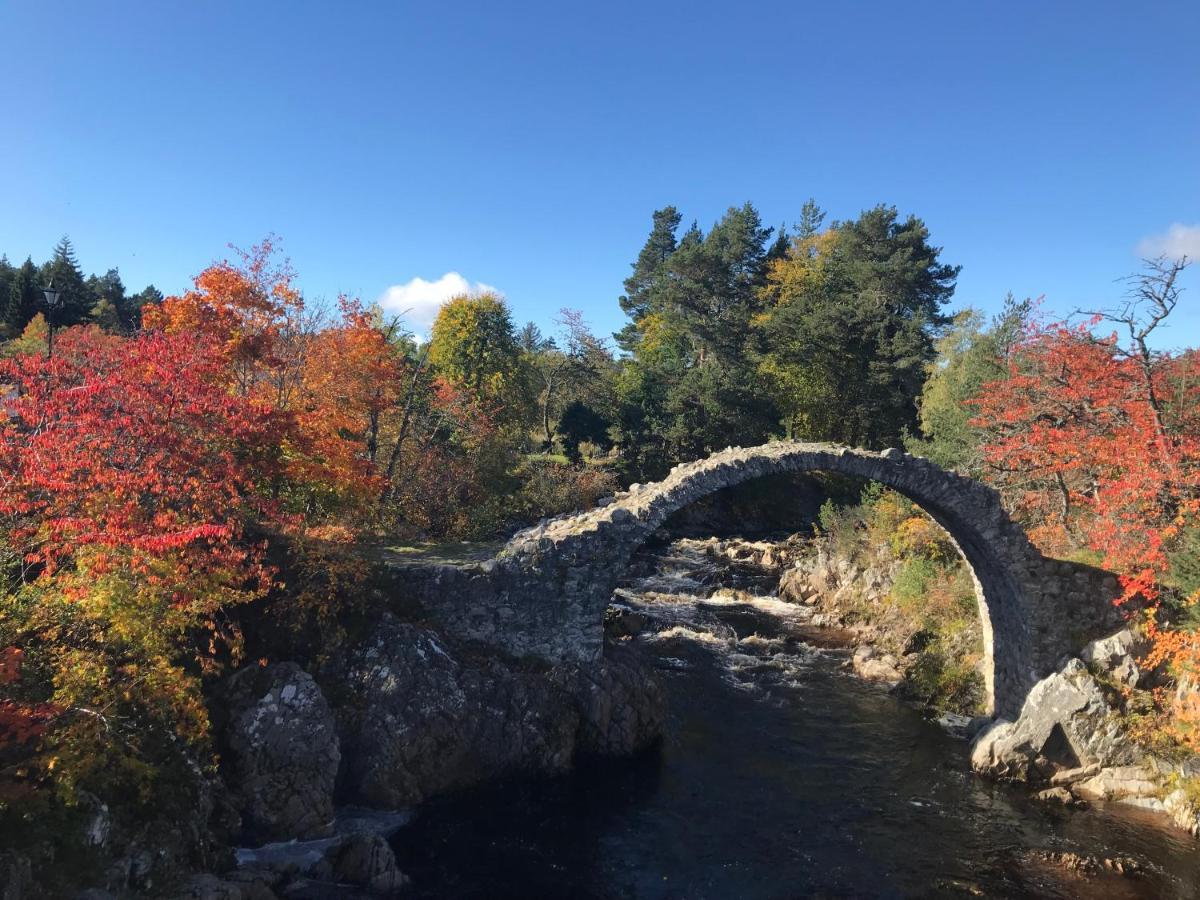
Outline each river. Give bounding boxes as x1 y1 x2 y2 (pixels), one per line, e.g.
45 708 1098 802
389 539 1200 899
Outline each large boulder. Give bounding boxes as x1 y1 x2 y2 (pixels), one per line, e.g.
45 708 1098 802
971 658 1138 781
331 617 579 808
220 663 340 843
851 645 902 683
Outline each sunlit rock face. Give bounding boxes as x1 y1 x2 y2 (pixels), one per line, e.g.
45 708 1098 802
402 442 1123 720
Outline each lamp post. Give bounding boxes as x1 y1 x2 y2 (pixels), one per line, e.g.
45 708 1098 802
41 281 62 359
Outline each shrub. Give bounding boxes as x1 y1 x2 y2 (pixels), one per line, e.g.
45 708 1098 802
512 459 619 521
903 644 986 714
891 515 956 562
892 557 942 611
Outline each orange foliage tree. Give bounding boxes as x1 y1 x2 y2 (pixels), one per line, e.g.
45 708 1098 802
969 259 1200 746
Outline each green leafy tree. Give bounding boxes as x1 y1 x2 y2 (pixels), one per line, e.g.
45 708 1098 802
905 296 1031 472
428 291 533 427
556 400 612 464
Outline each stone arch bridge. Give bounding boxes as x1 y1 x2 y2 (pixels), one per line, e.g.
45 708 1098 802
397 443 1123 719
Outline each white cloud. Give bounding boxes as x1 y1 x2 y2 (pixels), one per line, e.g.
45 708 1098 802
1136 223 1200 261
376 272 500 335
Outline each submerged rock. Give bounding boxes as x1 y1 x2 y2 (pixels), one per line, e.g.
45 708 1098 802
219 662 340 844
1035 786 1085 807
327 832 409 894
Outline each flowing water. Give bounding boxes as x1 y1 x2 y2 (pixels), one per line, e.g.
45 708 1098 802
390 540 1200 899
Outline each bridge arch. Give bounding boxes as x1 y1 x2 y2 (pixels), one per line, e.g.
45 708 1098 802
413 443 1121 721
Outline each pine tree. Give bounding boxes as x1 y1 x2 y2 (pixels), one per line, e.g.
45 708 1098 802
615 206 681 351
7 259 43 333
0 256 14 337
86 268 128 331
39 237 94 327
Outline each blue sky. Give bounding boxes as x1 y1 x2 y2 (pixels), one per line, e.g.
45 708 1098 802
2 1 1198 345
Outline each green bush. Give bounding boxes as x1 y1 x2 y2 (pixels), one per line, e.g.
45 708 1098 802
903 644 986 714
892 557 941 610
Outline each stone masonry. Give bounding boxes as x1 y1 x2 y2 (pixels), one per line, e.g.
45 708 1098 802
392 443 1124 719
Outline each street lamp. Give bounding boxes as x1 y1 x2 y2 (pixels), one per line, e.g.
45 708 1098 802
41 281 62 359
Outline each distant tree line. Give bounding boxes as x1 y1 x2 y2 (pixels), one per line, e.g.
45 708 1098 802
0 236 162 338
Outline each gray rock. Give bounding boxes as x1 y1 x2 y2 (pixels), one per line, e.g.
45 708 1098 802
1164 788 1200 836
971 658 1138 781
1072 765 1160 802
1081 628 1140 688
1035 786 1084 807
331 616 579 808
561 641 665 756
220 663 340 843
327 832 408 894
1049 763 1101 786
852 645 902 683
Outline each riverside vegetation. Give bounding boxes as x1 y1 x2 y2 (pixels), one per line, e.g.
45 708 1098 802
1 205 1199 895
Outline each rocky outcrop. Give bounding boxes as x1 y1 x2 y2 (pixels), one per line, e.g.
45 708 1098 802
219 663 340 843
971 640 1200 834
330 618 576 807
971 658 1137 781
328 615 663 808
1081 628 1140 688
560 641 665 756
779 544 898 611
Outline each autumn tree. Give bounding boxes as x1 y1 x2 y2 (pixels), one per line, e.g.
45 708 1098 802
0 326 280 799
969 257 1200 747
428 291 531 426
143 236 306 401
